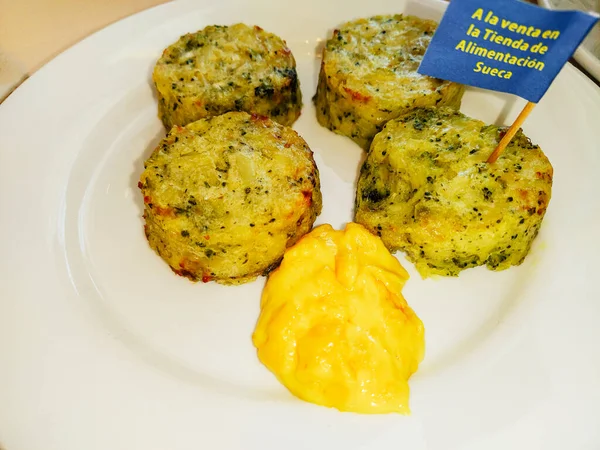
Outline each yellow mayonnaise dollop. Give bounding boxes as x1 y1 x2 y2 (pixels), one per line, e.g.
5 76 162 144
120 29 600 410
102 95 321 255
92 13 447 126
252 222 425 414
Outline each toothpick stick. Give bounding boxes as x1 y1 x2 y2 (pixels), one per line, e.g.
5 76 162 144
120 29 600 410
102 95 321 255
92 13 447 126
487 101 536 164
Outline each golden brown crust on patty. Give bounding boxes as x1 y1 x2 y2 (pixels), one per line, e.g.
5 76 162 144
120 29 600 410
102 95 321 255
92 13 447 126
154 24 302 130
314 15 464 150
139 112 322 284
355 107 553 277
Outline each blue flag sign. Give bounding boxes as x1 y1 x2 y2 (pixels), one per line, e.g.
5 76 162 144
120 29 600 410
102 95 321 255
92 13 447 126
418 0 599 103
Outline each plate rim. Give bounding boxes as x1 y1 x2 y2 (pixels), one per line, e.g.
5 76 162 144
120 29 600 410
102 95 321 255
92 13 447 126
1 0 600 449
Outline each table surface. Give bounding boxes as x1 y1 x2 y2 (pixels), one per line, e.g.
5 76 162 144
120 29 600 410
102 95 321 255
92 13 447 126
0 0 598 101
0 0 170 102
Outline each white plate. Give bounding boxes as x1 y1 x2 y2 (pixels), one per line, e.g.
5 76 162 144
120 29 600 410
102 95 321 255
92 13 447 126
1 0 599 449
539 0 600 81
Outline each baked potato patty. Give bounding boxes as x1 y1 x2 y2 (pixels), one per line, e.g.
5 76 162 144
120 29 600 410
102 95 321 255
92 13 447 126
153 24 302 130
139 111 322 285
355 107 553 277
314 15 465 150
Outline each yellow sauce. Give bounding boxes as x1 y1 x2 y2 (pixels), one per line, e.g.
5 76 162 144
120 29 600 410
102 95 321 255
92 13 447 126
252 222 425 414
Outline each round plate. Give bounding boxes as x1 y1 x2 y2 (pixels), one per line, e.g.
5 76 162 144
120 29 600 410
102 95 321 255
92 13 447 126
1 0 600 449
538 0 600 81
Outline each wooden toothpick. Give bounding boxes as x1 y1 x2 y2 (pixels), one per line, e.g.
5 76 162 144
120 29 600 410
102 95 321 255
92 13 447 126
487 101 536 164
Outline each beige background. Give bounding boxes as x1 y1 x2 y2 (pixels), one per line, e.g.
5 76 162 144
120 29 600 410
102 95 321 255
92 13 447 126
0 0 169 101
